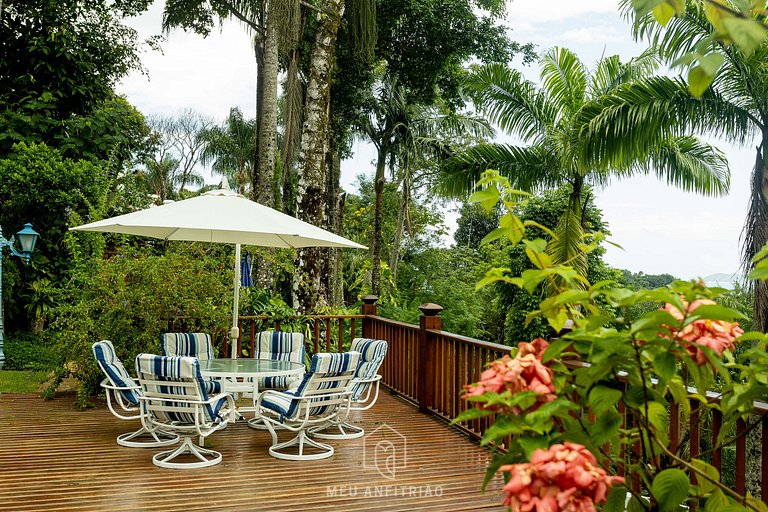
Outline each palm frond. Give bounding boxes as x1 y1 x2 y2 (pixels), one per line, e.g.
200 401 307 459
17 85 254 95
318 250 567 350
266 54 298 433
546 197 587 293
540 47 588 116
435 143 560 198
579 76 755 168
610 136 729 197
464 63 557 143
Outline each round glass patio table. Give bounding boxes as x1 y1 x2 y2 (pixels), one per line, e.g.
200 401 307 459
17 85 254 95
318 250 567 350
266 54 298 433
200 358 305 414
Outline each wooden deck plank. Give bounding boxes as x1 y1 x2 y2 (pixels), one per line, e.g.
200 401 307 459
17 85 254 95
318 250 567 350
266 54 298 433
0 392 504 511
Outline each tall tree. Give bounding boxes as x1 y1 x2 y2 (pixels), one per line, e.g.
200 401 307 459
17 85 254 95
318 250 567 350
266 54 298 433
294 0 345 310
198 107 257 196
438 48 730 280
147 109 212 193
358 77 492 293
623 2 768 331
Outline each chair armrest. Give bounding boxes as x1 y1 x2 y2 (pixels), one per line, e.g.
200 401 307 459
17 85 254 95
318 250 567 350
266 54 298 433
100 377 142 392
351 374 382 385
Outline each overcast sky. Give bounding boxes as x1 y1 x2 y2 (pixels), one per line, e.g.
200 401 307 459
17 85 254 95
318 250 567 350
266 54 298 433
117 0 753 280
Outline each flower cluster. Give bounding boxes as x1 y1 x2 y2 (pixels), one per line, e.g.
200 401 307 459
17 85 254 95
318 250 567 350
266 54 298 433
463 337 555 413
663 299 743 365
500 442 625 512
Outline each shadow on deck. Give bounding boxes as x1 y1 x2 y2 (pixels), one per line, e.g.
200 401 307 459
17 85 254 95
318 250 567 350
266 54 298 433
0 391 504 511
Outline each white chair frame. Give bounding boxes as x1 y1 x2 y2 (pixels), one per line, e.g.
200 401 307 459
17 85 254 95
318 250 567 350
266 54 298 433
310 374 382 440
258 379 354 461
138 378 236 469
99 377 180 448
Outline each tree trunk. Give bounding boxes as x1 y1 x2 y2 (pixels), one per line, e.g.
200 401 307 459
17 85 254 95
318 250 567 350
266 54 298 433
294 0 344 312
389 180 407 284
746 138 768 332
253 30 264 201
281 48 303 215
256 7 278 208
744 136 768 498
371 148 386 295
326 148 343 307
252 2 279 289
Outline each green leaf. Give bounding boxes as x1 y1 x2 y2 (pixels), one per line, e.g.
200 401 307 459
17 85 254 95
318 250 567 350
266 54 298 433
747 497 768 512
697 52 725 76
589 385 623 413
691 459 720 495
517 437 550 458
480 226 512 246
652 2 676 25
688 65 715 98
526 247 552 269
722 17 768 56
651 468 690 512
469 186 500 211
703 489 729 512
668 0 685 15
451 407 494 424
688 304 747 322
604 485 629 512
632 0 666 16
654 352 677 382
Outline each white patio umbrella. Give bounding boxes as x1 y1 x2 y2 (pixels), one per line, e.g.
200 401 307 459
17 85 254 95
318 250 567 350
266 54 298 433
70 188 366 357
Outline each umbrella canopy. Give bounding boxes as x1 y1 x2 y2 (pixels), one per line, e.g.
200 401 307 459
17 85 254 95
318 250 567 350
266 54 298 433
71 189 366 249
71 188 366 357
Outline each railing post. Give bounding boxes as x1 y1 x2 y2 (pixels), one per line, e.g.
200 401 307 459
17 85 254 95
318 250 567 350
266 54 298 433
361 295 378 338
418 303 443 414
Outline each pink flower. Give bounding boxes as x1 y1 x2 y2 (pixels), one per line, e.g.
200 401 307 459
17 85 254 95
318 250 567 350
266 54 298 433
662 299 743 365
463 346 557 413
500 443 624 512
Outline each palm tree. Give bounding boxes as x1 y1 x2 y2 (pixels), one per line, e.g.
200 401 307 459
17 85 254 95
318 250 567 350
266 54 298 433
141 156 180 203
437 47 730 281
359 77 492 294
622 2 768 332
199 107 258 197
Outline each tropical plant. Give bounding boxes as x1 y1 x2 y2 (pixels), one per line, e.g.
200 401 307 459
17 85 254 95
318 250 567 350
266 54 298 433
199 107 257 196
358 76 492 293
621 1 768 332
437 47 730 286
627 0 768 96
459 171 767 512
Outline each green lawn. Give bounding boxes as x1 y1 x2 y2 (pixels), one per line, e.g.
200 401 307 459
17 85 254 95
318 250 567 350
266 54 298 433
0 370 49 393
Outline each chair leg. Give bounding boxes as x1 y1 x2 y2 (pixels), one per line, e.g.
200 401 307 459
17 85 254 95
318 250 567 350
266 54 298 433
309 420 364 440
152 436 222 469
268 430 334 461
116 426 180 448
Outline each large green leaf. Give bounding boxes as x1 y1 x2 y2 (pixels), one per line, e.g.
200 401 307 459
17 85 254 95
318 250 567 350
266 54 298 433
651 468 690 511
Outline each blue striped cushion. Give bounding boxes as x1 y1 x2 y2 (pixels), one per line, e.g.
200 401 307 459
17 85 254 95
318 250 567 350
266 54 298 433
135 354 227 424
161 333 214 360
253 331 305 390
261 351 359 421
92 340 140 406
349 338 388 401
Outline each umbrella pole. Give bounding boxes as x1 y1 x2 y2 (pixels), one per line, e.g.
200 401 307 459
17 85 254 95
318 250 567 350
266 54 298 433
230 243 241 358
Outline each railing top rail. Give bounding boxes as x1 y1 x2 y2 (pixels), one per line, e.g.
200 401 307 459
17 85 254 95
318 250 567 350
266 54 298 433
426 328 511 353
367 315 421 332
239 314 365 320
562 360 768 414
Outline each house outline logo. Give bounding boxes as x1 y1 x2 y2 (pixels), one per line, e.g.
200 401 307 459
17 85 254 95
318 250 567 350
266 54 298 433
362 423 407 480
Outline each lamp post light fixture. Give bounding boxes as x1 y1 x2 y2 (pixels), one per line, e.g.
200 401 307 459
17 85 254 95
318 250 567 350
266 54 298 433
0 223 40 369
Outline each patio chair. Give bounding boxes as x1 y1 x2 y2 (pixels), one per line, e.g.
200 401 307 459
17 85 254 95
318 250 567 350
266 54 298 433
135 353 236 469
252 331 306 390
92 340 179 448
257 351 360 461
161 332 221 394
310 338 388 440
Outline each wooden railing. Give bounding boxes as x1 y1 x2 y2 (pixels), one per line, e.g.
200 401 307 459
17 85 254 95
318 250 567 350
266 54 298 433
360 298 768 503
182 295 767 500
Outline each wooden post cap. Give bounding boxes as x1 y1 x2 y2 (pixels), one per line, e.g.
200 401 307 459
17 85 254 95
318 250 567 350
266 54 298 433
418 303 444 316
362 295 379 305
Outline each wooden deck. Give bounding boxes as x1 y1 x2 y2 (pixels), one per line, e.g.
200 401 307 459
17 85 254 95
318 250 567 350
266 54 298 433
0 391 504 511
